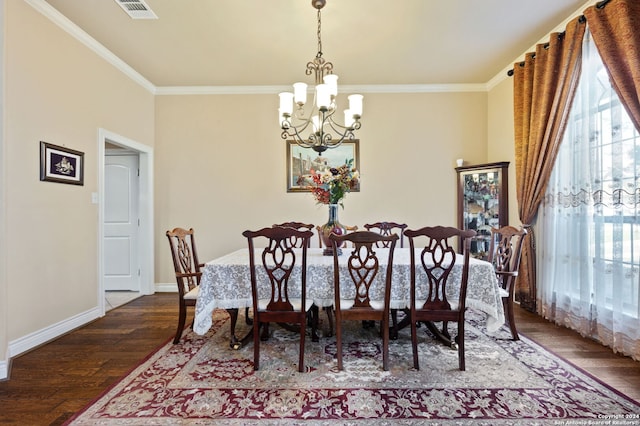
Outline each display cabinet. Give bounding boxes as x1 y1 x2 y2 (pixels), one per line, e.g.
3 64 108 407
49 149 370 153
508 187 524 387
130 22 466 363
456 162 509 260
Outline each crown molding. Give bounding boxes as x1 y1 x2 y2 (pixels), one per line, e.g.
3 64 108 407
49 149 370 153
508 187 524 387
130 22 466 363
154 83 489 96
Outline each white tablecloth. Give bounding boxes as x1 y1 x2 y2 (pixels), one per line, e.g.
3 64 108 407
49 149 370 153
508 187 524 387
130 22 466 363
194 247 505 335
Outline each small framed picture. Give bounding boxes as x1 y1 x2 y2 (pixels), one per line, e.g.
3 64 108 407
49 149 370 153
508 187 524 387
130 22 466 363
286 139 360 192
40 141 84 185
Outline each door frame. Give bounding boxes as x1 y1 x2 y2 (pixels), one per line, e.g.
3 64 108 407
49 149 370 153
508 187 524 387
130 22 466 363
98 128 154 315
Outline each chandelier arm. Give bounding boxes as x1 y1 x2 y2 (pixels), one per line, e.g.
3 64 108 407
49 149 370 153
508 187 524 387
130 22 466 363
282 125 315 149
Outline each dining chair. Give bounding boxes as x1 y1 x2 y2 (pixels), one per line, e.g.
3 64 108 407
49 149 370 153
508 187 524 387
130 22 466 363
488 225 527 340
329 231 398 371
404 225 476 371
273 222 314 248
363 221 408 248
166 227 202 344
364 221 408 337
243 226 314 372
316 223 358 336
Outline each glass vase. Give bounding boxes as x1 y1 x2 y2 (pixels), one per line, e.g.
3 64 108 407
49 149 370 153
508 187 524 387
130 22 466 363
320 203 346 256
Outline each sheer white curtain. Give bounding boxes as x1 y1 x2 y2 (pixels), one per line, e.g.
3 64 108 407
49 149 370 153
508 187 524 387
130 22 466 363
538 28 640 360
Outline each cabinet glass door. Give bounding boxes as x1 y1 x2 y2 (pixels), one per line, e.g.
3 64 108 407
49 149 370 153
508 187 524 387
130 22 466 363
456 162 509 260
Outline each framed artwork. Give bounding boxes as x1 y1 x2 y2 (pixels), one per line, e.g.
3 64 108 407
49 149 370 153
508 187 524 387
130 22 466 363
40 141 84 186
286 140 360 192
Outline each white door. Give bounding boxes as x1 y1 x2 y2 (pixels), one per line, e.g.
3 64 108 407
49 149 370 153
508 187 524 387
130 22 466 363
104 154 140 291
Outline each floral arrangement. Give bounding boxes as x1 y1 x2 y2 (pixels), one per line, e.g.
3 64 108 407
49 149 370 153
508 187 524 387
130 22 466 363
309 158 359 206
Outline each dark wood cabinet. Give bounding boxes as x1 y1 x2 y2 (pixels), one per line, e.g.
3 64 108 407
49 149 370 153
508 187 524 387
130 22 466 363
455 161 509 259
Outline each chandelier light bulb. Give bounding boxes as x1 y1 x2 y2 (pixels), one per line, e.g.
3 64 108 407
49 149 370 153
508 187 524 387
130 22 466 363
316 84 331 110
293 82 308 106
279 92 294 115
344 109 354 128
348 94 363 117
323 74 338 97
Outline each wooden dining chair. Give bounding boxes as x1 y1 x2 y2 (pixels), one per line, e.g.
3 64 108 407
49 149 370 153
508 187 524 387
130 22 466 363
364 221 409 337
488 225 527 340
329 231 398 371
166 227 202 344
273 222 314 248
316 223 358 337
404 226 476 371
364 221 408 248
243 226 314 372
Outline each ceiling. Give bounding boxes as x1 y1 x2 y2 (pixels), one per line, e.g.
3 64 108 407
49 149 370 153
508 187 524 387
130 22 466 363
41 0 590 89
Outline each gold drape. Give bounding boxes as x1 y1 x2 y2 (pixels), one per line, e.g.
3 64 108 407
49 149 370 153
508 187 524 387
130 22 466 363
512 17 586 311
584 0 640 132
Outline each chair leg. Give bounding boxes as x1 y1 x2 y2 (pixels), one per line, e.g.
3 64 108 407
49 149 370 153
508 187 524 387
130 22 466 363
382 317 390 371
504 297 520 341
253 319 261 371
173 301 187 344
335 316 343 370
458 320 465 371
411 315 419 370
299 315 306 373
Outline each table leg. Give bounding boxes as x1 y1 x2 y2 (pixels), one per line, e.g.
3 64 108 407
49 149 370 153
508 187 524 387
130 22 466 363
226 308 252 350
424 321 456 348
392 312 454 348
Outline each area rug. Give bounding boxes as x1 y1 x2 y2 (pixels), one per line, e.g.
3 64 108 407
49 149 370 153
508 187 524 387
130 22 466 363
66 309 640 425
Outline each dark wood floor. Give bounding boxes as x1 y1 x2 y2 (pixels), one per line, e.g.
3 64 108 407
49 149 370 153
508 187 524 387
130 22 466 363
0 293 638 425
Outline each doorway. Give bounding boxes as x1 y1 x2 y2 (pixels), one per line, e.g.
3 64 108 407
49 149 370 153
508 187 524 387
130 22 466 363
98 129 154 315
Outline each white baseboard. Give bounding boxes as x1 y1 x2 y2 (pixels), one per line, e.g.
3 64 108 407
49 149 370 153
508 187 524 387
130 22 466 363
2 288 176 380
0 359 8 380
8 306 102 359
155 283 177 293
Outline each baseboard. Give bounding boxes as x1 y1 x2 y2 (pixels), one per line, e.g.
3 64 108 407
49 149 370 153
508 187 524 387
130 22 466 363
3 289 176 380
8 306 102 359
0 359 8 380
155 283 177 293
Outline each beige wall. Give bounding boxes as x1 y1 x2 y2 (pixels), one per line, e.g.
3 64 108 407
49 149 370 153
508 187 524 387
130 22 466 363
154 91 488 283
1 0 154 363
487 77 519 225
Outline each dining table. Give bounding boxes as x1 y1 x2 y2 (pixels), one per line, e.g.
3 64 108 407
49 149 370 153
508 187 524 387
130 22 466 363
193 247 505 348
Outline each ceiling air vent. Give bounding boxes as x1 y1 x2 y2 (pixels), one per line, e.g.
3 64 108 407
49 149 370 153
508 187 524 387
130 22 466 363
114 0 158 20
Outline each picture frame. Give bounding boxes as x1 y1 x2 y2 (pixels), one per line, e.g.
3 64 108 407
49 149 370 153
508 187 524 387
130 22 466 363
40 141 84 186
286 139 360 192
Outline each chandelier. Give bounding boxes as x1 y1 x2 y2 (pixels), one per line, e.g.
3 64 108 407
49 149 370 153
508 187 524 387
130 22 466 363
278 0 363 154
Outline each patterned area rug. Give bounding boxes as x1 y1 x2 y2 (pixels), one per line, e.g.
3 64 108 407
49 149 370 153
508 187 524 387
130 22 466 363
66 310 640 425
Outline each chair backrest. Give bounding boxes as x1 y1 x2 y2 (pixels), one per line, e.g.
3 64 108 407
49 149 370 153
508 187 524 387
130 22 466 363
364 221 408 248
404 226 476 311
329 231 398 310
243 226 313 312
166 227 202 298
273 222 314 248
488 225 527 293
317 224 359 248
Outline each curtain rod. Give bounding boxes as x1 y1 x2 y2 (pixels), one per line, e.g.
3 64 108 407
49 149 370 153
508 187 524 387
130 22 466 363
506 13 590 77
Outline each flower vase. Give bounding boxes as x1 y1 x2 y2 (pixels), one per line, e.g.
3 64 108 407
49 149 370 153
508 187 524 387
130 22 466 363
320 204 346 256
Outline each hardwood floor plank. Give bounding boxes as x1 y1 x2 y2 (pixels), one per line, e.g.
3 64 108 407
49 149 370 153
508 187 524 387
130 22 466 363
0 293 638 425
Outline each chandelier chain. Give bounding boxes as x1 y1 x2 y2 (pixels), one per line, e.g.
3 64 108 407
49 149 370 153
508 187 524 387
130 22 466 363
316 9 323 60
